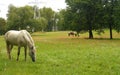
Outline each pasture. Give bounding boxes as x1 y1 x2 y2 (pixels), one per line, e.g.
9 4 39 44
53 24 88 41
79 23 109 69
0 31 120 75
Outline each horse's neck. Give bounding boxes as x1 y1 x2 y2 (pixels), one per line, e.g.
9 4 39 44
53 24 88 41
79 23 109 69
27 39 34 48
23 31 34 48
27 35 34 48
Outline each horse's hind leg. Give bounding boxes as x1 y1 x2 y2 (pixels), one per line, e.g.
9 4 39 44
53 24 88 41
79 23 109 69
17 47 21 61
24 46 27 61
8 45 13 60
6 42 11 59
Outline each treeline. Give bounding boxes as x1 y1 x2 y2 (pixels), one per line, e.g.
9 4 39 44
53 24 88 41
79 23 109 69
0 4 60 35
7 4 58 32
0 0 120 39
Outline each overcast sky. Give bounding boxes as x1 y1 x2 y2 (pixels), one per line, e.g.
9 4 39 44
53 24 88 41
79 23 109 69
0 0 67 19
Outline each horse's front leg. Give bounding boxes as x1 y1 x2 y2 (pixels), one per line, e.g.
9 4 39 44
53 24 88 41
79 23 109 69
24 46 27 61
17 47 21 61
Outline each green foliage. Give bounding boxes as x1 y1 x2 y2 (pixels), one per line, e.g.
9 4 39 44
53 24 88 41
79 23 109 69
40 7 55 31
7 5 34 30
57 9 66 30
7 5 56 32
65 0 103 38
0 18 6 35
36 17 48 31
113 0 120 32
102 0 120 39
40 7 54 21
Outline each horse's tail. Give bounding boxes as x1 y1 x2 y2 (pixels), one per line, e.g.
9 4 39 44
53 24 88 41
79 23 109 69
4 31 10 41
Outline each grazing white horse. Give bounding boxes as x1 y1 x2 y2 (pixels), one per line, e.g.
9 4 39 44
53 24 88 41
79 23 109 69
4 30 36 62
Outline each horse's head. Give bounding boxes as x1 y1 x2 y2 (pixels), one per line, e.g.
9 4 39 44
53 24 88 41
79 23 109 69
29 46 36 62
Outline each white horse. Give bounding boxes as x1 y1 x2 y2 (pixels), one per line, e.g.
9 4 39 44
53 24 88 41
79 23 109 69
4 30 36 62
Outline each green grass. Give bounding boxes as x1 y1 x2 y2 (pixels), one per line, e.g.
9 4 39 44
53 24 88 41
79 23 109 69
0 31 120 75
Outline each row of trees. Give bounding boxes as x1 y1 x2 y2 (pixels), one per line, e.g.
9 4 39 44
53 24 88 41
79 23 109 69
0 4 60 34
7 4 58 32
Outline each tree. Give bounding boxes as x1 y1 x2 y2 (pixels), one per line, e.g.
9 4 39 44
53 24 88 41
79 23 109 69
57 9 66 30
36 17 48 31
7 5 34 30
65 0 103 38
40 7 55 31
17 6 34 29
0 18 6 35
7 5 57 32
52 12 59 31
101 0 120 39
65 0 120 39
7 4 18 30
114 0 120 33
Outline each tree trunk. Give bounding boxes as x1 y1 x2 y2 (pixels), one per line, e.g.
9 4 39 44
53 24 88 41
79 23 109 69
89 24 93 39
109 24 113 39
88 18 93 39
86 6 94 39
109 0 114 39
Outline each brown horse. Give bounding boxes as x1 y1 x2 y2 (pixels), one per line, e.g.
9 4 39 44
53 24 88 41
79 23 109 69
68 32 79 37
4 30 36 62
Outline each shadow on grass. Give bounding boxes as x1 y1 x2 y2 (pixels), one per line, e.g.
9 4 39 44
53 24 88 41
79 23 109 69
32 34 46 36
84 38 120 40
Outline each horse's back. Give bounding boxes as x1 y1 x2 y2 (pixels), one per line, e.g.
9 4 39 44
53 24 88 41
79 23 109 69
5 30 20 40
5 30 20 45
5 30 34 46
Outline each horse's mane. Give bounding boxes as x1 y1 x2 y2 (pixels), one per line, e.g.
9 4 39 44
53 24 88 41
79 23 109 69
21 30 34 47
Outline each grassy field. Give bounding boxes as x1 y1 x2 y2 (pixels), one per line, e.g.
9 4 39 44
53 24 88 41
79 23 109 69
0 31 120 75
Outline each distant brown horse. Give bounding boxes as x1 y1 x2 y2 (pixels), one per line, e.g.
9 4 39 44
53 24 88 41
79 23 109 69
68 32 79 37
4 30 36 62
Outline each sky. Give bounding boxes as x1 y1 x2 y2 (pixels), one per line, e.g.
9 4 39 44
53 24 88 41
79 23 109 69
0 0 67 19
